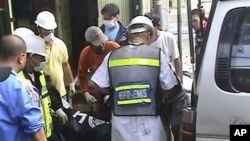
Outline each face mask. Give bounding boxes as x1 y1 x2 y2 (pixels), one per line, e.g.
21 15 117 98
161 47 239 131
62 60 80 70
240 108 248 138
44 33 54 42
34 62 47 72
103 19 116 28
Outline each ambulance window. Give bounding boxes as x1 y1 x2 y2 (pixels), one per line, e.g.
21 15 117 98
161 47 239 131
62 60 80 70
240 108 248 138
216 7 250 93
230 10 250 92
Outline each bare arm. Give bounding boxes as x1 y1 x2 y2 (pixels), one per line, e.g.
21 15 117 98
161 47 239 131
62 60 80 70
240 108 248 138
174 57 182 81
30 129 47 141
62 62 74 83
88 80 110 94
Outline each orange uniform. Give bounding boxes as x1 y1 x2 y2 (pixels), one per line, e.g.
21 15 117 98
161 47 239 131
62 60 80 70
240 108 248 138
78 41 119 119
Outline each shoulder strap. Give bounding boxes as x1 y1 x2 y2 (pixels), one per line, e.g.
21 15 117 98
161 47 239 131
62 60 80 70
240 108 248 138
168 64 182 85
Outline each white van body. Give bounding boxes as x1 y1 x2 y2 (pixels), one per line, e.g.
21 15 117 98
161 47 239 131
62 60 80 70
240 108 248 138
180 0 250 141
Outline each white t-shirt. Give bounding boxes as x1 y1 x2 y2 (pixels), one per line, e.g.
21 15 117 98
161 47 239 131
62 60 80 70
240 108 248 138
91 46 178 141
150 31 180 69
111 114 166 141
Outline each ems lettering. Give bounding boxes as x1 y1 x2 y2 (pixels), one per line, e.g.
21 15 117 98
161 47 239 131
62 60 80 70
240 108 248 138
132 89 148 98
230 125 250 141
234 129 247 136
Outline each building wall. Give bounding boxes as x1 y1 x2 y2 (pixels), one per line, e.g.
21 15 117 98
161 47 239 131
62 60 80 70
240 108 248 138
142 0 151 15
171 0 186 8
55 0 72 58
160 0 170 31
155 0 169 30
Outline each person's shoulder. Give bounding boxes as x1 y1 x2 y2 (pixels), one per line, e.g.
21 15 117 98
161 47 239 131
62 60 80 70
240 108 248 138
53 36 64 42
161 31 175 38
100 24 105 31
82 45 91 51
106 41 120 48
5 75 27 90
0 76 28 105
81 46 92 54
53 36 67 47
118 21 127 30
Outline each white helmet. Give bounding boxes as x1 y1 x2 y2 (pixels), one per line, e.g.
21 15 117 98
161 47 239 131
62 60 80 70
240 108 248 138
127 16 155 43
24 35 48 57
13 27 34 39
35 11 57 30
13 27 47 57
127 16 154 34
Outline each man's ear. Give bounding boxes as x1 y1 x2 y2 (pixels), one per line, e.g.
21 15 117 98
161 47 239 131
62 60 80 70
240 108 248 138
114 15 119 22
18 52 26 65
148 31 153 36
147 31 153 40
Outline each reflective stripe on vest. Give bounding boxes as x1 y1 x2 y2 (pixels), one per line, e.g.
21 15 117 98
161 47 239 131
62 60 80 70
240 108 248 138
115 84 151 105
108 45 160 116
19 71 52 137
117 98 152 105
115 84 150 91
109 58 160 68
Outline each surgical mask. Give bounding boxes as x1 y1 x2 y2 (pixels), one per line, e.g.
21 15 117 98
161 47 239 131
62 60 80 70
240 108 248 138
103 19 116 28
44 33 54 42
34 61 47 72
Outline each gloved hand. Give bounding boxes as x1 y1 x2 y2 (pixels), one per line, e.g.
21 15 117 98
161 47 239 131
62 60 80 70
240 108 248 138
55 108 68 124
69 82 76 98
103 95 110 103
84 92 97 104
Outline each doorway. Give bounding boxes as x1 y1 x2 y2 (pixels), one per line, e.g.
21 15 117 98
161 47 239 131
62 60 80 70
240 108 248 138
12 0 55 33
69 0 99 69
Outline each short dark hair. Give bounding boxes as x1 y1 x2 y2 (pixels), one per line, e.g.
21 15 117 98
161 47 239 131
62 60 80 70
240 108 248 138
101 3 120 17
144 12 160 26
191 8 208 22
0 35 26 61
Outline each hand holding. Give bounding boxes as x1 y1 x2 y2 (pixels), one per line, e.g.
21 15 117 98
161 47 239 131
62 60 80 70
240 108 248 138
84 92 97 104
55 108 68 124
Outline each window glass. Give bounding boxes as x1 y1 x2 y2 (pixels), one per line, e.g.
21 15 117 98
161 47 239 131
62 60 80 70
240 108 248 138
230 12 250 92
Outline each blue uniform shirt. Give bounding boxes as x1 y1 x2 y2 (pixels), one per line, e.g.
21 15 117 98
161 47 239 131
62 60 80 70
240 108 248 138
0 70 44 141
100 21 129 46
105 24 120 41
